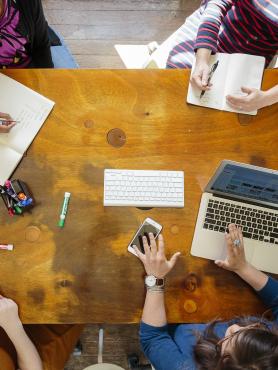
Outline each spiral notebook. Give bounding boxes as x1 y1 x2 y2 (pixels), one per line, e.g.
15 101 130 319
0 73 55 185
187 53 265 115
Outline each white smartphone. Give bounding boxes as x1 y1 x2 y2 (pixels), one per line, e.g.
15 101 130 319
128 217 163 256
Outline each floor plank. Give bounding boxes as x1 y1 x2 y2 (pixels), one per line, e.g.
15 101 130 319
43 0 198 69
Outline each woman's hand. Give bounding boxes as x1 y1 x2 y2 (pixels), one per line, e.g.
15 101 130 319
0 112 16 133
215 224 248 273
133 233 181 278
0 296 22 334
190 48 212 91
226 87 267 111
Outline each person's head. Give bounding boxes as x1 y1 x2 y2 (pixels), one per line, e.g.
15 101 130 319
194 318 278 369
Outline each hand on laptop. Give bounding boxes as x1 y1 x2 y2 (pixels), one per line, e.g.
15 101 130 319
215 224 247 273
0 112 16 133
133 233 181 278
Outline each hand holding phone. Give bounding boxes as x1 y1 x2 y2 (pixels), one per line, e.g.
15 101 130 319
133 233 181 278
128 217 162 256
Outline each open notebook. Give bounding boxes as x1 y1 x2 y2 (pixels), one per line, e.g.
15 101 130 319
187 53 265 115
0 73 55 185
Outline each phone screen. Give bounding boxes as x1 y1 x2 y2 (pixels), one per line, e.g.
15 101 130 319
131 220 161 254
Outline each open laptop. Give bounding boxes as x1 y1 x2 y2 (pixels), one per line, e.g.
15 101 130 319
191 160 278 273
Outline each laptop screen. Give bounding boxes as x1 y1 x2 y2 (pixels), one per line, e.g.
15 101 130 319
209 163 278 206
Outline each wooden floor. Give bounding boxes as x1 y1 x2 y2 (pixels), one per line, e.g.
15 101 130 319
43 0 199 68
42 1 198 368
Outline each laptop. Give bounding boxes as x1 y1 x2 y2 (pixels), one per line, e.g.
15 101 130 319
191 160 278 274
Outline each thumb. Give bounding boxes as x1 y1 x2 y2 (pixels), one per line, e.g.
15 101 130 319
241 86 253 95
169 252 181 269
133 245 144 260
214 260 228 269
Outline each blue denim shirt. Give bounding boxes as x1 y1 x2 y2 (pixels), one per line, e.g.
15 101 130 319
140 277 278 370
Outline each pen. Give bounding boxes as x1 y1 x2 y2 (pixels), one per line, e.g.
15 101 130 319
58 192 71 227
0 119 19 125
200 60 219 99
0 244 13 251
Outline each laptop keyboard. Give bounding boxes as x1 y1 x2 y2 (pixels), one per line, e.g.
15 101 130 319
203 199 278 245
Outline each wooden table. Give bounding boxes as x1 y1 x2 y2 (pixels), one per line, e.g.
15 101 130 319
0 69 277 324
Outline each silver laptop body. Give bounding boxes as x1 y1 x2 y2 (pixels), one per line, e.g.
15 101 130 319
191 160 278 273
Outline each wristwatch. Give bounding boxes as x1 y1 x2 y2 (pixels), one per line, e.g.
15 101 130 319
145 275 165 291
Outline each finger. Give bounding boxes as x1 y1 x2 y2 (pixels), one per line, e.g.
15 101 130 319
238 226 244 247
0 127 10 133
225 233 237 258
133 245 145 260
241 86 253 95
169 252 181 269
226 100 244 110
149 233 157 255
157 234 165 256
225 231 235 252
6 122 16 132
0 112 12 120
215 260 229 269
143 236 151 257
226 95 247 105
228 223 237 241
201 69 209 87
234 225 243 251
191 74 203 90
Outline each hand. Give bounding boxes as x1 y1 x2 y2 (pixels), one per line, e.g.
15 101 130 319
133 233 181 278
215 224 248 273
0 112 16 133
190 61 212 91
226 87 267 112
0 296 22 334
190 48 212 91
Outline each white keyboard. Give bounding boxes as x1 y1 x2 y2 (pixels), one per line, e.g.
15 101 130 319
104 169 184 207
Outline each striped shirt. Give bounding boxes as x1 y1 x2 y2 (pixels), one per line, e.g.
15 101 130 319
167 0 278 68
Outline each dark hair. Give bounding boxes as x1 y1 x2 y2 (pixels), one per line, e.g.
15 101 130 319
193 317 278 370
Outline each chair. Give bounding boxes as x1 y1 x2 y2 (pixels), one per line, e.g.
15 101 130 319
82 328 153 370
48 26 79 68
82 329 125 370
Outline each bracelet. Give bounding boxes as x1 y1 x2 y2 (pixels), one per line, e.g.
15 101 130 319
146 286 165 292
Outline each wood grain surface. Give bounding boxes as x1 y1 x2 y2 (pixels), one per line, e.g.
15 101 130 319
0 69 277 324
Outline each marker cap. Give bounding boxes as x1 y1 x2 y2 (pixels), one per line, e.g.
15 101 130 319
58 219 65 228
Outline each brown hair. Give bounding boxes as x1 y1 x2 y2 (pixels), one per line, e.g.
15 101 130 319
193 317 278 370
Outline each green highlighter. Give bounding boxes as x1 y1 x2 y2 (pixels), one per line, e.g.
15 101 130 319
58 192 71 227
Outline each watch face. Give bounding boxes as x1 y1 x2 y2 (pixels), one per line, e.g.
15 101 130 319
145 275 156 287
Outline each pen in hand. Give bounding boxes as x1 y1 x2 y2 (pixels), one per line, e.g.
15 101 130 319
0 118 20 126
0 119 19 126
200 60 219 99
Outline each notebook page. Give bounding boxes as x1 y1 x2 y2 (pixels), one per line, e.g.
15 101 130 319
0 73 54 154
223 53 265 115
0 145 22 185
187 53 230 110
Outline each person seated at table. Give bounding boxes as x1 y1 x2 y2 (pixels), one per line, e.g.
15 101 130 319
0 0 53 68
0 295 84 370
134 224 278 370
166 0 278 112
